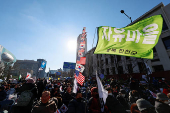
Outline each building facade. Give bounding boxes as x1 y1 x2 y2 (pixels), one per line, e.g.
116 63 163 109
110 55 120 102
11 59 47 78
85 2 170 79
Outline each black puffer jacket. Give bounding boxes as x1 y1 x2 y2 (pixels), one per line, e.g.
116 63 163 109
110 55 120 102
68 98 86 113
155 100 170 113
0 90 7 101
62 92 74 107
116 95 129 110
106 95 126 113
32 98 57 113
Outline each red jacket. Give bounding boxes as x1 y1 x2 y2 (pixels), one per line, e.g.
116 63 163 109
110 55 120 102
163 88 170 95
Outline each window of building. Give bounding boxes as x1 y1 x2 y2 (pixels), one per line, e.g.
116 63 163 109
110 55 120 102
151 59 160 62
162 36 170 50
138 62 146 73
126 56 130 60
128 64 133 73
118 66 123 74
112 67 116 74
106 68 109 75
152 65 164 72
106 58 108 65
111 56 114 62
102 69 104 74
117 55 121 62
153 47 156 52
162 19 168 31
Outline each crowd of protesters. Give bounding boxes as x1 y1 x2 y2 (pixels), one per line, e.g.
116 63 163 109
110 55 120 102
0 75 170 113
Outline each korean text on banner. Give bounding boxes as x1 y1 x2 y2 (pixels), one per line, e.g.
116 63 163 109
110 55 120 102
94 15 163 59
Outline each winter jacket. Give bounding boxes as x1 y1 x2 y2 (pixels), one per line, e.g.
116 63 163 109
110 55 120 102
68 98 86 113
155 100 170 113
0 90 7 101
32 98 57 113
88 97 101 113
116 95 130 110
62 92 74 107
6 88 16 99
106 95 126 113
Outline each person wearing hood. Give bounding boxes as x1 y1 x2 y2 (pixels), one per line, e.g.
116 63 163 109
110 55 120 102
155 93 170 113
68 90 86 113
32 91 58 113
88 87 101 113
116 89 130 110
136 98 156 113
106 87 126 113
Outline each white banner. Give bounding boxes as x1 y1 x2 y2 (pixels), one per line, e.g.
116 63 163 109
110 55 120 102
96 71 108 112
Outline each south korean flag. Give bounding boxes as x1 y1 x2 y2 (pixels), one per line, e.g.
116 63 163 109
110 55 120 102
75 64 85 73
78 52 83 57
80 44 85 48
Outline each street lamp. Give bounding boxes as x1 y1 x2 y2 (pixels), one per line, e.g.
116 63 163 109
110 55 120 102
120 10 132 23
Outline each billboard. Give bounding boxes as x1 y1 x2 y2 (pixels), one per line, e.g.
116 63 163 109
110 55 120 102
56 72 61 75
63 62 76 69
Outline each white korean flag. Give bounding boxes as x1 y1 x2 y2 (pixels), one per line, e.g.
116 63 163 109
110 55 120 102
26 72 32 80
60 104 68 113
78 52 83 57
79 44 85 48
96 71 108 112
75 64 85 73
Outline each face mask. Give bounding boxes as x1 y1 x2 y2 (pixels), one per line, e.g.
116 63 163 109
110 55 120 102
164 101 169 104
77 98 82 102
121 94 125 97
135 97 138 99
108 93 113 96
49 88 52 90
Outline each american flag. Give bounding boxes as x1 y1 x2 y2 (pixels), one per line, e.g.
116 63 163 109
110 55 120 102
74 71 85 86
77 57 86 65
78 48 85 53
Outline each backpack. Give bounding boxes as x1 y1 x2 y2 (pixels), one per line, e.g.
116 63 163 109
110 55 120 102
17 87 35 106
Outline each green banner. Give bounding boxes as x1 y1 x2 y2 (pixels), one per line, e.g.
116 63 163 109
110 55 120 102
94 15 163 59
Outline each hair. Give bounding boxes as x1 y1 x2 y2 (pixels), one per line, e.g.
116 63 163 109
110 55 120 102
42 91 50 96
167 93 170 99
132 90 139 97
130 103 140 113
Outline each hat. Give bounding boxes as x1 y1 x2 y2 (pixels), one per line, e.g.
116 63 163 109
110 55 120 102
119 89 126 94
156 93 169 100
91 87 98 93
136 99 153 112
54 84 59 88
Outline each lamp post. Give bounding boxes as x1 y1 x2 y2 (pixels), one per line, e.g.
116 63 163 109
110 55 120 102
120 10 132 23
120 10 148 76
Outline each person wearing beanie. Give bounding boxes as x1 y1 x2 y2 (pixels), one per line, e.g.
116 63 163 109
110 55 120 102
136 98 156 113
116 89 130 110
155 93 170 113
